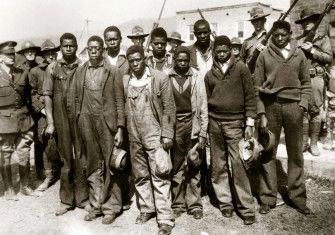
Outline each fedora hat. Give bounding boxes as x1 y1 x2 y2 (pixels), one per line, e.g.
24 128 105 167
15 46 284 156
127 26 149 39
167 32 185 43
38 39 59 56
110 147 127 171
295 8 321 24
17 40 40 54
248 7 270 21
187 143 201 168
0 41 17 54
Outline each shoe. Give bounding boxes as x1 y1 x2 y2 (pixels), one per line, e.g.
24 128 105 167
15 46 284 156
37 170 54 192
191 210 203 220
102 214 117 224
55 205 72 216
123 203 131 211
296 206 312 215
158 223 173 235
244 216 255 225
135 212 155 224
84 212 98 221
259 204 271 214
173 210 184 218
4 188 19 201
221 209 233 218
21 186 38 197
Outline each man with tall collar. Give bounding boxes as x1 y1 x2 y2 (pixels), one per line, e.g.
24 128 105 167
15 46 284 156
254 21 311 215
240 7 269 65
295 8 333 156
146 27 173 72
43 33 89 216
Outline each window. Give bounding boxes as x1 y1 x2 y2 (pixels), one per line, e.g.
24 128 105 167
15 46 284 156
188 25 194 41
237 21 244 38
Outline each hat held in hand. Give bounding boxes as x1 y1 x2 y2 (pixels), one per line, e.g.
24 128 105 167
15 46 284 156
155 147 172 177
187 143 201 168
110 147 127 171
239 137 264 169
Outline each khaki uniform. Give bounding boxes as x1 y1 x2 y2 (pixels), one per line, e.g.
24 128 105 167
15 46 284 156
240 30 267 65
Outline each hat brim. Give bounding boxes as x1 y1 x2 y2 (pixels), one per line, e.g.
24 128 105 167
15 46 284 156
295 13 320 24
231 43 242 46
37 46 60 56
127 34 149 39
167 37 185 43
248 13 270 21
17 46 41 54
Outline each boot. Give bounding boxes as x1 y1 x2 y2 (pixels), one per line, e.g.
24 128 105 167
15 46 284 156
19 165 37 196
302 122 309 152
4 165 18 201
37 170 54 192
309 121 321 156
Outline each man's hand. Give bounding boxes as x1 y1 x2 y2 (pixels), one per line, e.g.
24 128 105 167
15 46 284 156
45 123 55 137
301 42 313 52
198 136 206 149
244 126 254 140
259 114 268 134
256 43 266 52
162 137 173 150
114 128 124 147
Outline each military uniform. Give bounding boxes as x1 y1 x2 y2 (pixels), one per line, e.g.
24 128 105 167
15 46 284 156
240 31 267 65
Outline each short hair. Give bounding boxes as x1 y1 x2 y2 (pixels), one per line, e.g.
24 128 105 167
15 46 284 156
272 20 291 33
150 27 167 41
87 35 104 47
104 26 122 39
126 45 145 58
174 46 190 59
60 33 77 45
194 19 210 31
214 35 231 49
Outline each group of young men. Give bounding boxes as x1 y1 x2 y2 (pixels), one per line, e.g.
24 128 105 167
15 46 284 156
0 5 334 235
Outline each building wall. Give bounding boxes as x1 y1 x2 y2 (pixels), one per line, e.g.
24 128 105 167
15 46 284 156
176 2 282 45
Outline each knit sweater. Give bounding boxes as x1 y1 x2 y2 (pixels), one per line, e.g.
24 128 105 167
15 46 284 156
254 41 311 115
204 56 256 120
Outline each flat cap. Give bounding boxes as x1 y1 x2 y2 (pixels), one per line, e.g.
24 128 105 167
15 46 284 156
231 37 242 46
0 41 17 54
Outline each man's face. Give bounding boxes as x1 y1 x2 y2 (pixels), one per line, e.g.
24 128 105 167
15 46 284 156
43 51 57 64
251 18 266 32
272 28 291 49
104 31 121 51
214 45 231 64
231 46 241 56
23 49 37 61
302 19 315 31
194 23 211 46
87 40 103 63
60 39 77 58
151 36 167 55
174 52 190 73
0 53 15 66
131 37 145 47
127 52 145 74
169 39 181 53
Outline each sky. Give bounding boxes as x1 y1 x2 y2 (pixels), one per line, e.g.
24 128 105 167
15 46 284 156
0 0 290 42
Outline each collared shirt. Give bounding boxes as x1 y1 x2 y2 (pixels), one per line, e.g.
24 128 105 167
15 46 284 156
146 51 173 72
196 46 213 78
129 67 151 87
106 49 126 66
220 59 231 74
281 44 291 59
169 68 193 92
85 60 105 89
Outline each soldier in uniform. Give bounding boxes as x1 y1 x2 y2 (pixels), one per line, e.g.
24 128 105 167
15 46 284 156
295 8 333 156
29 39 60 191
0 41 36 200
43 33 89 216
231 37 242 61
127 26 149 48
240 7 269 65
146 27 173 72
16 40 41 71
167 32 185 55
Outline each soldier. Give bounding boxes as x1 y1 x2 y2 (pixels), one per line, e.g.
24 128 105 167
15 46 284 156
0 41 36 200
16 40 41 71
127 26 149 48
146 27 173 72
240 7 269 65
71 36 125 224
29 39 60 191
43 33 89 216
254 20 311 215
124 45 176 235
167 32 185 55
205 36 256 225
167 46 208 219
295 8 333 156
231 37 242 61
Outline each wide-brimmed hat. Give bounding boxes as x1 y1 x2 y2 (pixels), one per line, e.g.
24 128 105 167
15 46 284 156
187 143 201 168
127 26 149 39
295 8 321 24
167 32 185 43
110 147 127 171
258 130 275 152
248 7 270 21
38 39 59 56
154 147 172 177
0 41 17 54
239 138 264 169
231 37 242 46
17 40 40 54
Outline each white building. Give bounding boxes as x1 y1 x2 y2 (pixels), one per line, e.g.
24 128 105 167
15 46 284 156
176 2 283 45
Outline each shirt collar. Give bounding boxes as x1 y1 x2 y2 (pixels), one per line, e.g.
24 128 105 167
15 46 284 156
283 43 291 51
170 67 193 77
59 57 81 66
253 30 267 39
131 66 151 80
88 59 104 68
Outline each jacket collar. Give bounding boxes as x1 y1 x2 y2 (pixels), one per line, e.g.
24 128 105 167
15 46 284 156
268 40 298 60
211 55 236 79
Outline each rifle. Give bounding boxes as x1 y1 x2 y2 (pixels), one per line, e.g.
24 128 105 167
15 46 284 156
197 8 217 39
303 0 335 43
247 0 300 73
145 0 167 53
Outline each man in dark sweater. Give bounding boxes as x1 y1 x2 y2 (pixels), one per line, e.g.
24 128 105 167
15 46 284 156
254 21 312 215
205 36 256 225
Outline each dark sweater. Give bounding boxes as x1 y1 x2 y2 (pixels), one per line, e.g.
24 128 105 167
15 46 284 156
204 56 256 120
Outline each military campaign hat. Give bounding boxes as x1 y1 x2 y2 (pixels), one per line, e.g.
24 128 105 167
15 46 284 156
248 7 270 21
38 39 59 56
295 8 321 24
127 26 149 38
231 37 242 46
17 40 41 54
0 41 17 54
167 32 185 43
